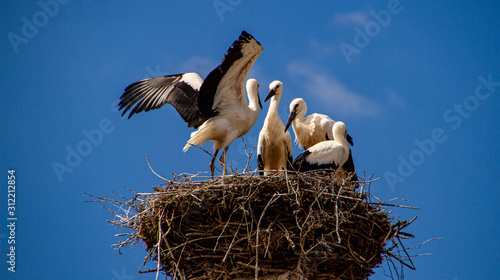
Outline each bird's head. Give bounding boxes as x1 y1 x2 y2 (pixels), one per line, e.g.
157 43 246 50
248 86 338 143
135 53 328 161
284 98 306 132
333 121 348 142
246 78 262 110
264 80 283 102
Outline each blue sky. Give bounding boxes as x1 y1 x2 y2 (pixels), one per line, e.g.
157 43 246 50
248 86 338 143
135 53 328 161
1 1 499 279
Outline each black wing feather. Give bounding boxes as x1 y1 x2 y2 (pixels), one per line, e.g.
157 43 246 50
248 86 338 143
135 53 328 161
346 133 354 146
341 150 359 187
291 150 311 172
257 154 264 176
341 150 355 173
119 75 203 127
119 31 261 128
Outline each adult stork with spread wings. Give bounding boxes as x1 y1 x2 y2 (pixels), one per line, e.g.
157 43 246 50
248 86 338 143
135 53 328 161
119 31 263 177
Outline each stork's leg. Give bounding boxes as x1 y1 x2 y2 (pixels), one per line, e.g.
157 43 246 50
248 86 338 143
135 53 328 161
210 150 219 179
221 148 228 176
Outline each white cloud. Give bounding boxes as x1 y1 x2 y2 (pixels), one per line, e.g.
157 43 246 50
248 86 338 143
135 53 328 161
287 61 382 117
385 88 407 110
308 39 337 58
334 11 368 26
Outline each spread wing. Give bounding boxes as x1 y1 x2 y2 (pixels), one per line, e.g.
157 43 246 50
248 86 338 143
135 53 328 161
197 30 263 116
119 73 205 128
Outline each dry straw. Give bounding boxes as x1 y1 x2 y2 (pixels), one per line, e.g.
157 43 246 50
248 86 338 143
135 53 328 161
90 167 420 280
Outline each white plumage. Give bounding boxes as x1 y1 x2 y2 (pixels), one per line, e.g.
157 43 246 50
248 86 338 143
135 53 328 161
292 122 357 183
284 98 353 150
257 81 293 175
119 31 263 177
186 78 261 176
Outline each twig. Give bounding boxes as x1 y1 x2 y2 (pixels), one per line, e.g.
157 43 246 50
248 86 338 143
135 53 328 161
146 154 170 182
255 193 284 280
93 171 423 280
241 137 256 173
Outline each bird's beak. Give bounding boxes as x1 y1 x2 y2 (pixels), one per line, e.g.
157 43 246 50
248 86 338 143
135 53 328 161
264 88 277 102
346 133 354 146
284 110 297 133
258 94 263 110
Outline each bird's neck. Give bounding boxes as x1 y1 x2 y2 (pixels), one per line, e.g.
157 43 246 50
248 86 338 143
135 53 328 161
245 84 259 111
292 112 307 131
338 133 349 146
248 101 259 112
334 132 349 156
267 97 281 117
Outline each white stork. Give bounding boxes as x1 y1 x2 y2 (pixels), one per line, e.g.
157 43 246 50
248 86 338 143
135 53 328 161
257 81 293 175
291 121 358 184
118 31 263 177
284 98 354 150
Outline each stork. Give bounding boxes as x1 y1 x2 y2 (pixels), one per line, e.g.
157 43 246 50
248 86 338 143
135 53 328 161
291 121 358 184
257 81 293 175
118 31 263 177
284 98 354 150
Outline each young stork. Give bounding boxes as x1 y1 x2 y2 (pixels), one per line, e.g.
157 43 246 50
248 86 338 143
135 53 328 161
118 31 263 177
291 121 358 184
284 98 354 150
257 81 293 175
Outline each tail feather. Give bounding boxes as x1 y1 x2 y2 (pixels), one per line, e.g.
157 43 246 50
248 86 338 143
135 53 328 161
183 127 209 152
183 142 192 152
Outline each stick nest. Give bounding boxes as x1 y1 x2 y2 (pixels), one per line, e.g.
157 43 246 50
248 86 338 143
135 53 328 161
100 171 416 279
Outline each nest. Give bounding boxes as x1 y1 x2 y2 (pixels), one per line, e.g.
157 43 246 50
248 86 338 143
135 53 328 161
95 171 417 280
